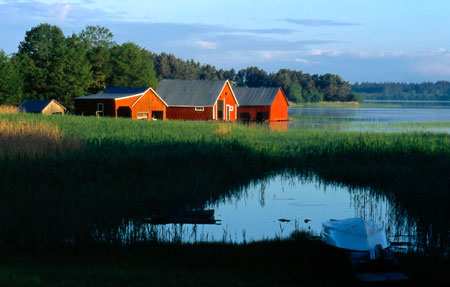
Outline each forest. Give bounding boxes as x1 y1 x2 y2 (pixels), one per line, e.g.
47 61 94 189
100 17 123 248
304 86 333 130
352 81 450 101
0 24 357 110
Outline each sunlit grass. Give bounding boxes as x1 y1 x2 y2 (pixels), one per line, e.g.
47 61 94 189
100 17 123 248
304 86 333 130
0 118 81 159
0 113 448 252
0 105 18 114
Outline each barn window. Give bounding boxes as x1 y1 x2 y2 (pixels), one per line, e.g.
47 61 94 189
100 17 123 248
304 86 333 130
96 103 104 117
137 112 149 120
229 106 234 111
195 106 204 111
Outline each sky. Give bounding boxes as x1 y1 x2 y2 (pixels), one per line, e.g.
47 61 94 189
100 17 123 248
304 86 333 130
0 0 450 83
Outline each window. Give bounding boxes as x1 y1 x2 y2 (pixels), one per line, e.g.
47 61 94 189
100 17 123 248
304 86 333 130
137 112 149 120
195 106 204 111
229 106 234 111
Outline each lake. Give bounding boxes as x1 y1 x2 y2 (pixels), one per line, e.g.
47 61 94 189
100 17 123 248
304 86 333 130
287 102 450 132
137 174 411 244
122 103 448 255
123 172 443 255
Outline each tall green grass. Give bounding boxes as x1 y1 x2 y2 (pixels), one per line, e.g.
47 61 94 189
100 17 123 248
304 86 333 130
0 113 449 253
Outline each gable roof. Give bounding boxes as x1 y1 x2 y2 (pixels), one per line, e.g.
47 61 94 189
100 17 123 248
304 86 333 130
76 87 150 100
233 87 285 106
156 80 230 106
18 99 65 113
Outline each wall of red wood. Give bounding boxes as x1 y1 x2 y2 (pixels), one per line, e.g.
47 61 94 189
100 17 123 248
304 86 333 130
237 106 270 121
149 89 167 120
115 94 144 119
166 82 237 121
215 83 238 121
166 106 214 120
269 89 289 121
236 89 288 121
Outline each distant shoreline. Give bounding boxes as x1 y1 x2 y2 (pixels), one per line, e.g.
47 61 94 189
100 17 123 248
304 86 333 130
289 101 400 108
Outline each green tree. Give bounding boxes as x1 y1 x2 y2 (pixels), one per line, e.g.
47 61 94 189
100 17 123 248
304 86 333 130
236 67 268 87
108 42 158 88
17 24 92 110
0 50 23 105
79 26 116 94
60 34 93 110
79 25 115 49
17 24 67 100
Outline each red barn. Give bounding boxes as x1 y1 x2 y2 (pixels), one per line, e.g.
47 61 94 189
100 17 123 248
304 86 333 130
74 87 167 120
233 87 289 122
156 80 239 121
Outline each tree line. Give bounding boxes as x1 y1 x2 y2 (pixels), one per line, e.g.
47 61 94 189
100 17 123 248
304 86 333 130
352 82 450 101
0 23 357 110
150 53 359 103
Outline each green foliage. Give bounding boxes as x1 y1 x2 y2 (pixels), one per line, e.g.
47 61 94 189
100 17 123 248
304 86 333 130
79 25 116 94
17 24 67 101
149 52 236 81
236 66 269 87
0 50 23 105
0 114 449 253
347 92 362 103
79 25 116 49
352 81 450 101
16 24 92 110
108 42 158 88
1 23 357 107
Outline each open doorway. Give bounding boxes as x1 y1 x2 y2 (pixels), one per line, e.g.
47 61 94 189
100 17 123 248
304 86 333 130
117 106 132 118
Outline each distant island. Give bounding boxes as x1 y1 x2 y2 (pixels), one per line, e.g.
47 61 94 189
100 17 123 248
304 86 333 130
352 81 450 101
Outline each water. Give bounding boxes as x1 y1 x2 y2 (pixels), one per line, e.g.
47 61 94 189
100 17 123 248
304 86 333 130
133 174 419 252
287 102 450 132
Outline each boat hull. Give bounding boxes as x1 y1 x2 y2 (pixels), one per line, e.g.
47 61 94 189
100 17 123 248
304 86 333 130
321 218 389 259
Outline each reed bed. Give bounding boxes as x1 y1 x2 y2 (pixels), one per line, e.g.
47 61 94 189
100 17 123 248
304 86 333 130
0 113 448 252
0 105 18 114
0 118 80 159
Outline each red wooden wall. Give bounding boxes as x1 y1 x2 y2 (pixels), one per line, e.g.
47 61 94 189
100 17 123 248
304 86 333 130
75 89 166 120
269 89 289 121
237 89 288 122
166 82 238 121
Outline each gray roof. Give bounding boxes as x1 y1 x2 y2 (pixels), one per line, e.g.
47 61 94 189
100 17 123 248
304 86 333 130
156 80 228 106
18 99 57 112
233 87 283 106
75 87 149 100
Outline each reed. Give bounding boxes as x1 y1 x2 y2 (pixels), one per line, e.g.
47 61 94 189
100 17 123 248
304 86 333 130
0 105 18 114
0 113 448 252
0 118 80 159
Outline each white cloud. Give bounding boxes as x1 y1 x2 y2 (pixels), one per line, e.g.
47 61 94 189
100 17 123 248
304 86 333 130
194 40 217 50
295 58 309 64
49 1 71 22
307 49 341 56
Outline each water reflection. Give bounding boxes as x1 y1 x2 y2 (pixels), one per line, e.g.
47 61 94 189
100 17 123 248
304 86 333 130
119 172 446 255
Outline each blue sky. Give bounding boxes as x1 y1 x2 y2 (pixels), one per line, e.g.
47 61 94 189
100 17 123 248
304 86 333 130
1 0 449 83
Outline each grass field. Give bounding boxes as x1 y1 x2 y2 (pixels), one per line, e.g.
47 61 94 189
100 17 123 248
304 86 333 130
0 112 449 285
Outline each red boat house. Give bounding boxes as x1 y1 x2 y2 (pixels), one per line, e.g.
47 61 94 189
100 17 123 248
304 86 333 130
74 87 167 120
156 80 239 121
233 87 289 122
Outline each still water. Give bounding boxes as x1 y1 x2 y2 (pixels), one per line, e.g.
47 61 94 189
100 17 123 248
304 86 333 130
287 102 450 132
134 174 416 251
122 103 448 253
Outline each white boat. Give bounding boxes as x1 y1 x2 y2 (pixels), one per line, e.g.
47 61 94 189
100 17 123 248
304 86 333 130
321 218 390 259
